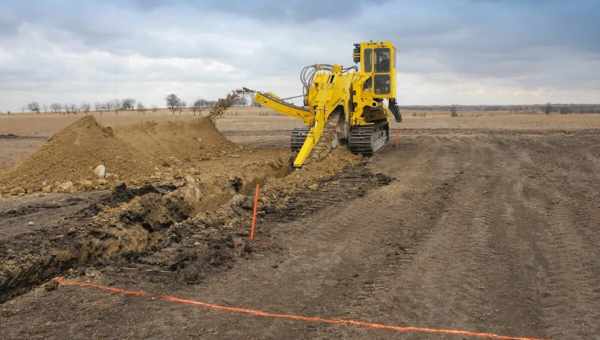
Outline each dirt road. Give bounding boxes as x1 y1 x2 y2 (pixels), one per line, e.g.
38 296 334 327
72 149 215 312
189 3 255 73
2 129 600 339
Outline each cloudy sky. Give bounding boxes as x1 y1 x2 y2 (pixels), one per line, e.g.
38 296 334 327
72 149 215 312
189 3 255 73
1 0 599 111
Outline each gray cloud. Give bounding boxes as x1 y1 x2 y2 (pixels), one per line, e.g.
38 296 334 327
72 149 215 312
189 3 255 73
129 0 391 21
0 0 598 110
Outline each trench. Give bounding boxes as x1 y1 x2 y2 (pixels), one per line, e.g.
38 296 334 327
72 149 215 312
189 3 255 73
0 162 391 304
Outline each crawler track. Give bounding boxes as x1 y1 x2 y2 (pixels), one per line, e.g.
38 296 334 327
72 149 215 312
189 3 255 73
348 121 389 155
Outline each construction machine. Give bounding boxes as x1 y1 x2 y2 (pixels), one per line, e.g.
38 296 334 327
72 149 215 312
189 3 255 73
245 40 401 168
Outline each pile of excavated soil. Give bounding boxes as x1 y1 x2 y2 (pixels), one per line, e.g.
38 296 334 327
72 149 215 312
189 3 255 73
115 118 235 163
0 116 151 192
0 116 237 194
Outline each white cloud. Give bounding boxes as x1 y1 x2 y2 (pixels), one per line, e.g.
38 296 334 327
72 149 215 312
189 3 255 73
0 0 599 111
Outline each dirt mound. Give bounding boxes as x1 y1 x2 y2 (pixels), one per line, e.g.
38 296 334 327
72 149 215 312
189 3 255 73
0 116 237 194
0 116 151 191
115 118 235 163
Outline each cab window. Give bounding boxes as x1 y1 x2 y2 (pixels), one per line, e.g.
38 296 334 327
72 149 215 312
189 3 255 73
375 48 390 73
364 48 372 72
374 75 390 94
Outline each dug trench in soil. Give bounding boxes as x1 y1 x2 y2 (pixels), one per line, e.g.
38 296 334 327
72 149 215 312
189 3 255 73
0 183 178 303
0 154 391 304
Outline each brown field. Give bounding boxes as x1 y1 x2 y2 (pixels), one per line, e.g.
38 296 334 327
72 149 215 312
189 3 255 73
2 109 600 171
1 109 600 339
3 109 600 136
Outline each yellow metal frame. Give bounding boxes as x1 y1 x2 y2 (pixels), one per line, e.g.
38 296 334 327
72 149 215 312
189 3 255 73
254 92 313 126
254 41 397 168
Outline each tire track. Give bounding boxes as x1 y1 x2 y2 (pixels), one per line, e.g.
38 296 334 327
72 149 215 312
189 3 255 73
293 137 505 339
349 141 504 336
508 137 600 339
179 136 462 339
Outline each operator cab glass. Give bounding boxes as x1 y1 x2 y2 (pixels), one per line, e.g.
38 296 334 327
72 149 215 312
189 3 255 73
374 75 390 94
375 48 390 72
374 48 391 94
361 45 393 95
363 48 373 91
364 48 372 72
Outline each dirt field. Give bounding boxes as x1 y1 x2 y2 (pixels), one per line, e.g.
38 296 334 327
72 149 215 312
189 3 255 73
1 111 600 339
3 110 600 173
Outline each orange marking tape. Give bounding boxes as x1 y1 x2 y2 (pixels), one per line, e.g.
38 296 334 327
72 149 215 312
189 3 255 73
249 183 260 240
53 277 546 340
55 277 146 297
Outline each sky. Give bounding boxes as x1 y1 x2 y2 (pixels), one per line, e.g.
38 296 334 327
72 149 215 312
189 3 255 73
0 0 599 111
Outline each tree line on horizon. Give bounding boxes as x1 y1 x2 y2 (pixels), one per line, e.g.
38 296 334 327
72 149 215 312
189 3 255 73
13 93 249 115
20 98 150 115
8 98 600 115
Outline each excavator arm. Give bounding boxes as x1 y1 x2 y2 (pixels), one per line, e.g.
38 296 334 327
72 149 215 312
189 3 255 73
254 91 314 126
293 107 328 168
255 90 335 168
245 68 348 168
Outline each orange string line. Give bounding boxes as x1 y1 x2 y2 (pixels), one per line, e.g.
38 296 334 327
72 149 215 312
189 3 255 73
53 277 547 340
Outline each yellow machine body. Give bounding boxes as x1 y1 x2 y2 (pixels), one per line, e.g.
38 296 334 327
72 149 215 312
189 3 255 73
254 41 400 167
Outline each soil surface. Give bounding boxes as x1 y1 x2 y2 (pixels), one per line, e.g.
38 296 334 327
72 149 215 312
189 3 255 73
0 136 46 171
0 191 108 241
0 116 238 193
2 128 600 339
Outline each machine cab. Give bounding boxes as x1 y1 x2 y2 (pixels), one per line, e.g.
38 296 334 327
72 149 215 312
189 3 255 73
353 41 396 98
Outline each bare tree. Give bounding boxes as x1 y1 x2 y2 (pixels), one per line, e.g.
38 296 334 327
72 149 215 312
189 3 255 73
544 103 552 115
50 103 63 113
192 98 209 115
137 102 146 114
122 98 136 111
450 105 458 117
166 94 181 114
112 99 122 112
197 99 210 107
27 102 41 114
63 104 78 114
191 102 200 116
80 103 91 113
